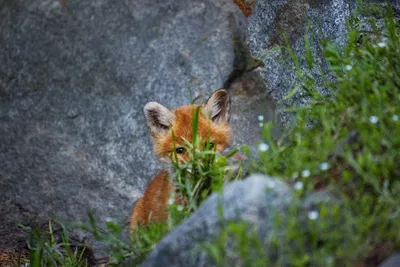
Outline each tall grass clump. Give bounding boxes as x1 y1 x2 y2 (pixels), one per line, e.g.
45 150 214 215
18 221 89 267
128 107 245 264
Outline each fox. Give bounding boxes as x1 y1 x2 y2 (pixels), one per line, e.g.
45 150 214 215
129 89 232 232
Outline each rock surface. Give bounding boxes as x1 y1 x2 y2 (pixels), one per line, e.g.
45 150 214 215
247 0 353 125
247 0 399 125
140 174 292 267
379 253 400 267
0 0 269 229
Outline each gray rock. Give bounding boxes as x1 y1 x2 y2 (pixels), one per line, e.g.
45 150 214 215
247 0 355 125
140 174 292 267
0 0 254 227
379 253 400 267
247 0 400 125
230 71 281 151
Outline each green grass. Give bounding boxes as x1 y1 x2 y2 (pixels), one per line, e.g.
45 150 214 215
18 221 88 267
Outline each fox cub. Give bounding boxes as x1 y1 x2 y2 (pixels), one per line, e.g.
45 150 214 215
129 89 232 232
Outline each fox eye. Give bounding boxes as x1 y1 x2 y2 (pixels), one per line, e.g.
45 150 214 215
176 147 185 154
205 142 215 149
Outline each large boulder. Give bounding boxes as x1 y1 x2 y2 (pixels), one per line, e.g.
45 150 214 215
140 174 292 267
0 0 270 234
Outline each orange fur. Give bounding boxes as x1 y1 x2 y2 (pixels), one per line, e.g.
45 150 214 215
129 90 232 232
130 170 177 230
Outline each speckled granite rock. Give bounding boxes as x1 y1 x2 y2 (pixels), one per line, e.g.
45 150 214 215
0 0 256 226
247 0 353 125
247 0 399 125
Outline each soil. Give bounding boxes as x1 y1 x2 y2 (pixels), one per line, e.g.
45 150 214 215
0 203 97 266
0 203 32 266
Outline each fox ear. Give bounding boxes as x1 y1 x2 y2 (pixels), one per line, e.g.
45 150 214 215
204 89 230 123
144 102 176 136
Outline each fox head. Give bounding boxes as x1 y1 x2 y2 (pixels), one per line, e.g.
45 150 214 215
143 89 232 163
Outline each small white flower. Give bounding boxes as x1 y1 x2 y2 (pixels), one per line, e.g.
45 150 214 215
294 181 304 190
319 162 329 171
168 198 174 205
259 122 263 128
369 115 379 124
345 65 352 71
392 115 399 121
258 143 269 152
105 217 113 223
377 42 386 48
258 115 264 121
177 205 184 211
308 210 319 220
301 169 311 178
